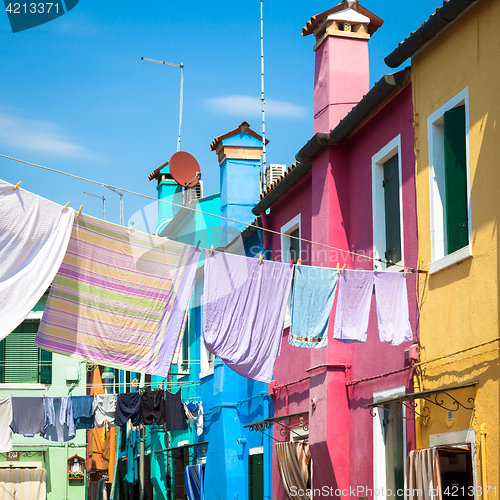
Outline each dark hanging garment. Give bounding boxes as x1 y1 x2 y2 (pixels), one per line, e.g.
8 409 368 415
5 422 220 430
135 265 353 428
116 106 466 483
10 397 45 437
116 392 143 427
141 388 166 426
164 389 188 431
72 395 95 430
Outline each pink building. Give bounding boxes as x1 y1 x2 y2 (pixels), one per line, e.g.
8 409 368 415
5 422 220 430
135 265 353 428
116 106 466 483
251 2 418 499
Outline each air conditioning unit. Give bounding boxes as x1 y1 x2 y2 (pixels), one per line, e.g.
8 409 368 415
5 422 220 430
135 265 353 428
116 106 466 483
265 164 287 189
184 181 203 204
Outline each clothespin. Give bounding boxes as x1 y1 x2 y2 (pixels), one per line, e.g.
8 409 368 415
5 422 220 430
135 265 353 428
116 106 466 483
296 258 302 267
210 245 214 256
404 267 408 278
258 253 264 265
195 240 201 252
341 264 346 274
336 263 340 273
76 205 83 217
13 181 22 190
290 258 294 269
62 202 70 213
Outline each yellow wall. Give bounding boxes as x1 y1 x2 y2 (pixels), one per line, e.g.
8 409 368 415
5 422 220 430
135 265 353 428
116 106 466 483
412 0 499 492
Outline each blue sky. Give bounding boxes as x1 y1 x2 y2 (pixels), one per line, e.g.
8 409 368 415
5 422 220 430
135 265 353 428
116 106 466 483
0 0 440 225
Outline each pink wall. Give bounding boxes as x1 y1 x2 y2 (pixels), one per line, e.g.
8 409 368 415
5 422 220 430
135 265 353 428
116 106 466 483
269 84 417 500
314 36 370 134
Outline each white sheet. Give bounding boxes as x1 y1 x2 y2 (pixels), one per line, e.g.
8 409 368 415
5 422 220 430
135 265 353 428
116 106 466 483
0 179 75 340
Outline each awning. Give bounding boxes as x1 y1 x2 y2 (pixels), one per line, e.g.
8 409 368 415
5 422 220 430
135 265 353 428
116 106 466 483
365 381 478 420
244 411 308 442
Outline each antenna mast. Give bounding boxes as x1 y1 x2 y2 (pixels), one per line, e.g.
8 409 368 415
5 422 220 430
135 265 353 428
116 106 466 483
260 0 266 185
141 57 184 152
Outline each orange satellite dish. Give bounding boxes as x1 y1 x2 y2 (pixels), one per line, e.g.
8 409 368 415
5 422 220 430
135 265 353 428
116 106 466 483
169 151 201 188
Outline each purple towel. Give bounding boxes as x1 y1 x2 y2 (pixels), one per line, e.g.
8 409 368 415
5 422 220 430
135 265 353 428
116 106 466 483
333 270 374 343
202 251 293 384
374 272 413 345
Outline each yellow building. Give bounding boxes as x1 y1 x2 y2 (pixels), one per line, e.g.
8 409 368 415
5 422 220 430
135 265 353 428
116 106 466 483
385 0 499 496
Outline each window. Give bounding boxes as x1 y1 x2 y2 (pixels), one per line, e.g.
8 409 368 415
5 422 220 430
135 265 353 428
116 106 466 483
281 215 301 264
372 136 404 271
373 386 406 500
176 325 189 376
0 319 52 385
249 449 264 500
428 88 471 274
199 294 214 378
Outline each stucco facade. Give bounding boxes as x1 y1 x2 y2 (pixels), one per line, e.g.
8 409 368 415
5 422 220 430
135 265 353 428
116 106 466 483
409 0 500 492
0 296 87 500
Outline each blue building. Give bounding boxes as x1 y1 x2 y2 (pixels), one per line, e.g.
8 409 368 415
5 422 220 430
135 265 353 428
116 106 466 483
139 122 273 500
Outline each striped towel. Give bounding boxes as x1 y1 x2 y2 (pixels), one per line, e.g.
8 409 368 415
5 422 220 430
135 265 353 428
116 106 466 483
35 214 200 376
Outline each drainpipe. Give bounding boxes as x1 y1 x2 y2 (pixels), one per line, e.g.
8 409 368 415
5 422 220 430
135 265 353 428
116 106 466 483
480 424 487 500
263 396 271 500
65 441 69 500
260 211 270 251
139 426 145 500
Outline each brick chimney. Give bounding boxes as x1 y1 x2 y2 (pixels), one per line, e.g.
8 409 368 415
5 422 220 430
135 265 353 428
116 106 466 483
302 1 383 133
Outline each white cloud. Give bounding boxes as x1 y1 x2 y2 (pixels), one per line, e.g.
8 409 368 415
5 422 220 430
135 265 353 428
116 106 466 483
0 110 97 159
205 95 308 119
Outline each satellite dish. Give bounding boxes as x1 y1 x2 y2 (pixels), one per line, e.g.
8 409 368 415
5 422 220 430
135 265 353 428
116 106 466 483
169 151 201 188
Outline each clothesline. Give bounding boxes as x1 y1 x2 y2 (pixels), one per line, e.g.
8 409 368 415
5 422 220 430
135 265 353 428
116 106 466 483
0 391 203 451
0 153 427 274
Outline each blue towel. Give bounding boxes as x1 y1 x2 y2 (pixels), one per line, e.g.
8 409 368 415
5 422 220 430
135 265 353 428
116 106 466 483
71 395 95 430
185 464 204 500
289 266 339 348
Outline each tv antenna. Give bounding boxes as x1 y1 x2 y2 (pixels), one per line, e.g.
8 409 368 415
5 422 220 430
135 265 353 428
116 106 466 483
104 185 124 226
83 192 105 220
141 57 184 152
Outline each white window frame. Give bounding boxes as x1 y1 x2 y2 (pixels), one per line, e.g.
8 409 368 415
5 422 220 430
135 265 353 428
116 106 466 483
372 135 404 271
429 429 478 500
280 214 301 264
199 293 214 379
177 327 189 377
428 87 472 274
373 385 406 500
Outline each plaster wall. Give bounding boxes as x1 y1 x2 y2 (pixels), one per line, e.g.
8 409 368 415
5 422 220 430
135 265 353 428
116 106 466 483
411 0 500 489
268 85 417 499
0 298 87 500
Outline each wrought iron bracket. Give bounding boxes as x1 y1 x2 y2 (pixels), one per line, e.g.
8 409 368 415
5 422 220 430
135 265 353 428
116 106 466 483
244 411 309 441
366 382 477 420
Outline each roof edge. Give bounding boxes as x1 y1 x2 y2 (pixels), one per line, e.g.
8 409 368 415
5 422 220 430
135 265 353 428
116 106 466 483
251 68 410 216
385 0 480 68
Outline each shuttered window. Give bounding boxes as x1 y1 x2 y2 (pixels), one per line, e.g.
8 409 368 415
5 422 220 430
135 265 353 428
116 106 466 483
289 228 300 264
0 320 52 384
444 105 468 254
383 154 402 266
249 453 264 500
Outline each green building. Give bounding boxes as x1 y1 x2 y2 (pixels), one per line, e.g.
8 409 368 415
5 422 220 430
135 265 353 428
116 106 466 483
0 292 88 500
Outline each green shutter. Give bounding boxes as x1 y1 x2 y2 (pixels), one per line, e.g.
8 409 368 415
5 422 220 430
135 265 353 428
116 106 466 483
249 453 264 500
1 321 40 383
39 348 53 385
444 105 468 254
383 154 402 266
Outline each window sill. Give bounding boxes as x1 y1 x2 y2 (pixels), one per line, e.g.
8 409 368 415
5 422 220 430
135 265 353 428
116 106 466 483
199 367 214 379
429 245 472 275
374 259 404 272
0 383 47 390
